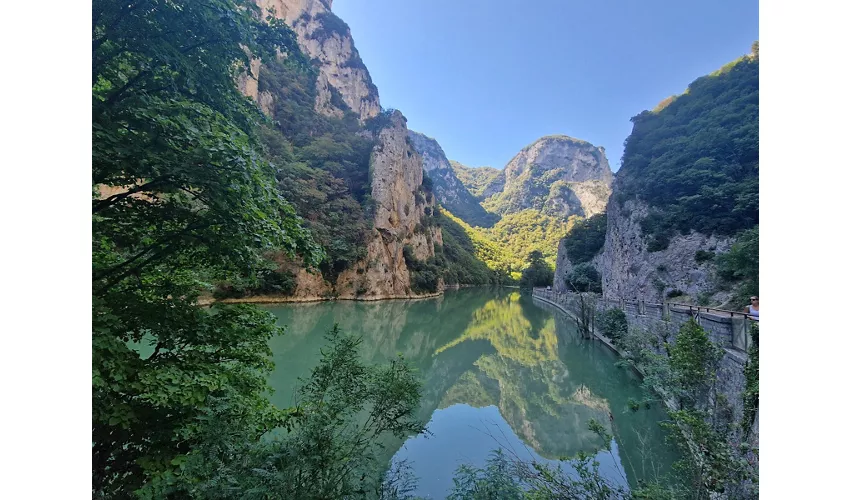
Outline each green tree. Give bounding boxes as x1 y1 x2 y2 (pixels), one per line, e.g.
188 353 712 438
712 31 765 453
169 326 425 499
561 213 607 264
520 250 554 288
716 226 759 304
566 263 602 293
92 1 323 495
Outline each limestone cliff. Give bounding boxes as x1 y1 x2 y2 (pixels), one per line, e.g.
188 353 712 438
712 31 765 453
482 135 613 219
333 111 443 299
599 196 733 303
408 131 499 227
253 0 380 120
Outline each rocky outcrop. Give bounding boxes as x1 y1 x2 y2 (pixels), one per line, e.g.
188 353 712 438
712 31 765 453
482 135 612 219
332 111 443 299
253 0 380 120
600 196 733 303
408 131 499 227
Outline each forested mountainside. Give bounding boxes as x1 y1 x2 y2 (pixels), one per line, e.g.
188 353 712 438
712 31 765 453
437 135 613 272
483 135 613 219
553 47 759 304
450 161 505 201
213 0 527 298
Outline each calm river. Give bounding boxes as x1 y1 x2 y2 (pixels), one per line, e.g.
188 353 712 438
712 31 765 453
263 288 675 498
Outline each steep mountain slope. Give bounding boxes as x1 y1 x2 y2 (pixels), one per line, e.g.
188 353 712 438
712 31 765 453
408 131 499 228
483 135 613 219
252 0 380 120
596 50 759 303
450 161 505 201
226 0 448 300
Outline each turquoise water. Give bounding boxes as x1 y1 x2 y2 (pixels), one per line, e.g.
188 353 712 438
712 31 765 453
262 288 675 498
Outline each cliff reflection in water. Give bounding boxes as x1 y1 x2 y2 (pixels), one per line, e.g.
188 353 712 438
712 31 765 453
263 288 672 490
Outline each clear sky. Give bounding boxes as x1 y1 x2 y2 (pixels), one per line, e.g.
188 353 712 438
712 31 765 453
333 0 758 171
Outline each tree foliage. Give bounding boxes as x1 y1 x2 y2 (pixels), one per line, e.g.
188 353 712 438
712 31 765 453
716 226 759 305
520 250 554 288
144 326 425 499
615 52 759 249
561 214 607 264
92 1 335 495
565 263 603 293
611 319 758 498
597 309 628 343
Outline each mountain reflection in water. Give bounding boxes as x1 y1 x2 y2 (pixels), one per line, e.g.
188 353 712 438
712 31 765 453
263 288 674 498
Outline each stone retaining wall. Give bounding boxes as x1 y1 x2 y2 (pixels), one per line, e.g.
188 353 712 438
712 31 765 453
532 288 755 431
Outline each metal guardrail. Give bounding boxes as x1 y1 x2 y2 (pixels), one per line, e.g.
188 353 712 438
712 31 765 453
532 288 757 321
532 288 756 353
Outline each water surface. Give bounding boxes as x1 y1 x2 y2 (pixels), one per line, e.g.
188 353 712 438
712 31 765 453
263 288 674 498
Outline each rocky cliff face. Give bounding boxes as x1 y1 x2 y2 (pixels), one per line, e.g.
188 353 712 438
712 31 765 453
408 131 498 227
333 111 442 299
482 135 612 219
253 0 380 120
599 196 733 302
235 3 441 300
272 113 444 301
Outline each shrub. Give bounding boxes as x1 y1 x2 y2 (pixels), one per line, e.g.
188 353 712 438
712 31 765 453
566 263 601 293
598 309 628 343
666 289 685 299
694 250 716 263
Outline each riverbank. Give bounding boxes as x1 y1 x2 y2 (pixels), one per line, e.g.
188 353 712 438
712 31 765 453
194 283 513 306
197 290 445 306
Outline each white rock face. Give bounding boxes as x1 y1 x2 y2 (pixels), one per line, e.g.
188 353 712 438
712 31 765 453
335 111 443 299
485 136 613 218
254 0 380 120
599 197 733 302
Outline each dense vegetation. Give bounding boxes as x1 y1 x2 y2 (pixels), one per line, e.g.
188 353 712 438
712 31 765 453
519 251 554 288
441 210 521 281
93 2 425 496
560 213 607 264
438 210 516 285
484 209 577 269
616 49 759 251
716 225 759 304
612 319 759 498
257 49 380 281
449 161 504 201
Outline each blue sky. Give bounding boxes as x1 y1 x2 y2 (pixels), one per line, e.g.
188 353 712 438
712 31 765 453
334 0 758 171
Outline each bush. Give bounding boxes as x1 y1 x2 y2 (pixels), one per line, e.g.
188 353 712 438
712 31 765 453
598 309 628 343
256 268 297 295
565 263 601 293
716 226 759 304
694 250 716 263
666 289 685 299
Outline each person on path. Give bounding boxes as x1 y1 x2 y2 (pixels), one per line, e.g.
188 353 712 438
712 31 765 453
744 296 759 321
